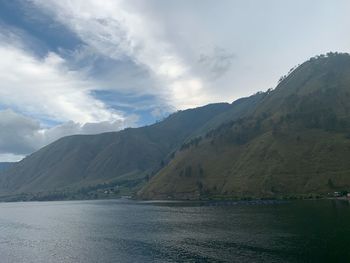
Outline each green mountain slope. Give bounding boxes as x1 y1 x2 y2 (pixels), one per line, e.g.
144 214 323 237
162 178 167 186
139 53 350 200
0 163 14 172
0 98 264 200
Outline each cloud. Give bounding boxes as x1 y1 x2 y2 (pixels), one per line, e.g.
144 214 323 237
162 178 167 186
0 153 25 163
0 25 145 161
2 0 350 161
31 0 212 109
197 47 236 80
0 109 133 161
42 116 138 144
0 29 123 124
0 109 40 155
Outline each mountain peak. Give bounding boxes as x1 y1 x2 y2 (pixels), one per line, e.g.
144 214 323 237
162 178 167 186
140 53 350 200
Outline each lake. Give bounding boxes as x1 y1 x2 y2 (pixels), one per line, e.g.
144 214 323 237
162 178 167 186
0 199 349 262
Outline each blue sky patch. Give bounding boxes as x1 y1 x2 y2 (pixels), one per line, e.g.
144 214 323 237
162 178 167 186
0 0 82 56
91 90 171 126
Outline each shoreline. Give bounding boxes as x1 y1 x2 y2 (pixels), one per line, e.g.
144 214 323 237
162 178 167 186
1 192 349 204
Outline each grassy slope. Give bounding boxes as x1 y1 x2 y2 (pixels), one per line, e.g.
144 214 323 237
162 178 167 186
139 53 350 199
0 92 267 200
140 130 350 199
0 103 237 197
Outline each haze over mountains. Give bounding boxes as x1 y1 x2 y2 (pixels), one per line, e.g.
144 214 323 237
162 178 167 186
1 53 350 201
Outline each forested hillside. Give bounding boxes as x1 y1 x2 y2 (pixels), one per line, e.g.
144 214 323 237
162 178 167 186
139 53 350 200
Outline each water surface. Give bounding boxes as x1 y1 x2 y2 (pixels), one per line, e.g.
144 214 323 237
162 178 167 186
0 199 349 262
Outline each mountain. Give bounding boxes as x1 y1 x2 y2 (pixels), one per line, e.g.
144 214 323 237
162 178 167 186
139 53 350 200
0 163 14 172
2 52 349 201
0 97 265 201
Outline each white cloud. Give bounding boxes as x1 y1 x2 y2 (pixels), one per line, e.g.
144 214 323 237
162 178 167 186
0 109 40 155
31 0 212 109
0 31 123 124
0 153 25 163
41 115 138 144
0 29 139 161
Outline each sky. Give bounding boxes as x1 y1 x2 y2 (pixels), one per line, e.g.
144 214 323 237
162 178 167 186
0 0 349 162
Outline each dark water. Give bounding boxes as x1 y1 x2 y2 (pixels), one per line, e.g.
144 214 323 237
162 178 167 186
0 199 350 262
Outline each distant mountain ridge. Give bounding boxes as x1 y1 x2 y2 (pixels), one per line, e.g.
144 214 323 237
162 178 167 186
2 52 350 201
0 97 264 200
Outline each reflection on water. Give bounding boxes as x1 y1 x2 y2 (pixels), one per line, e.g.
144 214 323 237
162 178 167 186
0 199 349 262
